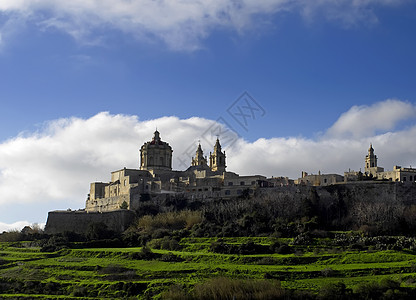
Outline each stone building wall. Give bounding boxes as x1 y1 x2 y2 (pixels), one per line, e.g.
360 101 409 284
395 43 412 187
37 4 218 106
86 194 131 212
44 210 137 235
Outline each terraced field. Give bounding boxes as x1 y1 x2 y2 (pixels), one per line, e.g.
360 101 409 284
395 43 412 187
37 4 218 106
1 237 416 299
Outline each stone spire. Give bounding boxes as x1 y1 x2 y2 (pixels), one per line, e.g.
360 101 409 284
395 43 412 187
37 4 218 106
152 130 161 143
210 138 226 173
365 143 377 171
192 143 207 166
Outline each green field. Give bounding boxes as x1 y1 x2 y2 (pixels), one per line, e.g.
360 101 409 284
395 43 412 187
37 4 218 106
1 237 416 299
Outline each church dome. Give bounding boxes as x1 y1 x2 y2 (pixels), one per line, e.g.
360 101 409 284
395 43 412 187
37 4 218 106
140 131 173 171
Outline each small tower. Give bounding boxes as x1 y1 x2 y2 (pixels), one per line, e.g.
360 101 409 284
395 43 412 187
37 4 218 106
209 138 226 173
191 143 207 166
365 144 377 172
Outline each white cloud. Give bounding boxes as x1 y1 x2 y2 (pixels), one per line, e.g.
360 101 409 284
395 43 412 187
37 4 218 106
0 221 30 233
0 0 409 50
1 99 416 227
326 99 416 138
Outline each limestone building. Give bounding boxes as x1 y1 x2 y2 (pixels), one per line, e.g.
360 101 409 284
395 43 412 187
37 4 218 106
86 168 161 212
296 171 344 186
86 130 243 212
364 144 384 175
345 145 416 183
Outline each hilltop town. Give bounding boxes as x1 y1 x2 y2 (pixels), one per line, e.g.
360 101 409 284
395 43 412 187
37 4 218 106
45 131 416 234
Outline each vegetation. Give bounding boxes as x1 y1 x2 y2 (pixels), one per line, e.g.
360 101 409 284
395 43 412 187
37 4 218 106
2 189 416 298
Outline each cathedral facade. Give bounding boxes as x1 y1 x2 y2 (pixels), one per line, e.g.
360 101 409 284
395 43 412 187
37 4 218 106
86 130 265 212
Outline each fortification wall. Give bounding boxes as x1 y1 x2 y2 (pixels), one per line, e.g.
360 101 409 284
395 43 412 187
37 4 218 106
318 182 416 204
86 194 130 212
44 210 136 235
261 182 416 206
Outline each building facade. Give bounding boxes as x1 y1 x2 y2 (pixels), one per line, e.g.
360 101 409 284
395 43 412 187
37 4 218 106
86 131 246 212
345 145 416 183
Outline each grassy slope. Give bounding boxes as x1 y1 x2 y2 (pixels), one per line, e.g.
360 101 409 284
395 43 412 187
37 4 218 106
1 238 416 298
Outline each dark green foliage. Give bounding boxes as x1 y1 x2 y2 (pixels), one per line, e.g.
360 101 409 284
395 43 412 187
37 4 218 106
120 200 129 209
40 235 69 252
275 244 293 254
293 232 313 245
160 252 184 262
85 222 116 240
136 202 160 217
354 278 404 300
319 282 348 300
160 236 182 251
210 239 271 255
149 236 182 251
192 277 285 300
128 245 157 260
163 193 189 210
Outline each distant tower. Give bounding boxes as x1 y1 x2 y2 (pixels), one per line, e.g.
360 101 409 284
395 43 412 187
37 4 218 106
209 138 226 173
365 144 377 172
140 130 173 171
191 143 208 166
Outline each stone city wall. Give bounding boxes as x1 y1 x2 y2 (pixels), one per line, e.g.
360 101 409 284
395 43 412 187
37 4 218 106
44 210 136 235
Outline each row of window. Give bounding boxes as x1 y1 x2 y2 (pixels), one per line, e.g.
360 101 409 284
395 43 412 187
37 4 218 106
402 175 416 182
227 181 256 186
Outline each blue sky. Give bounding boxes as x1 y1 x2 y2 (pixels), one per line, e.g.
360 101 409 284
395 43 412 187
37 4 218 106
1 0 416 230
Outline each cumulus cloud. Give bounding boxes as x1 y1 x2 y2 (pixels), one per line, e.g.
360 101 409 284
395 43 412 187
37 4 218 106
326 99 416 138
1 98 416 229
0 0 408 50
0 221 30 233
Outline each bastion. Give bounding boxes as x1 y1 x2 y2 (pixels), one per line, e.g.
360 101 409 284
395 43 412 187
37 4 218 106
44 210 136 235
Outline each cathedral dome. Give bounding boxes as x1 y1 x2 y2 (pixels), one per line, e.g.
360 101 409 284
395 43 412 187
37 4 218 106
140 130 173 171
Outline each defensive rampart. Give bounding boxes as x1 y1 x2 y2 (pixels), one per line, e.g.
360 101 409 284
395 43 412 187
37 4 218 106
44 210 136 235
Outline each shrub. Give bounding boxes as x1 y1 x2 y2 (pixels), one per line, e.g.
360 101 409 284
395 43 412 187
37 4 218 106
72 286 88 297
256 257 277 265
0 230 22 242
85 222 116 240
120 201 128 209
321 267 336 277
276 244 293 254
319 282 347 300
192 277 285 300
269 240 281 252
137 210 203 234
160 253 184 262
292 232 313 245
40 235 69 252
161 285 190 300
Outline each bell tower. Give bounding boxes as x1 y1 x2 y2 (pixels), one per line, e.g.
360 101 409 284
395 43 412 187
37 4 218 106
365 144 377 172
191 143 207 166
209 138 226 173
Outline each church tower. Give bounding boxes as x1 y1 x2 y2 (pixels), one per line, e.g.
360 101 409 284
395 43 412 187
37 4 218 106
209 138 226 173
140 130 173 171
365 144 377 172
191 143 208 166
